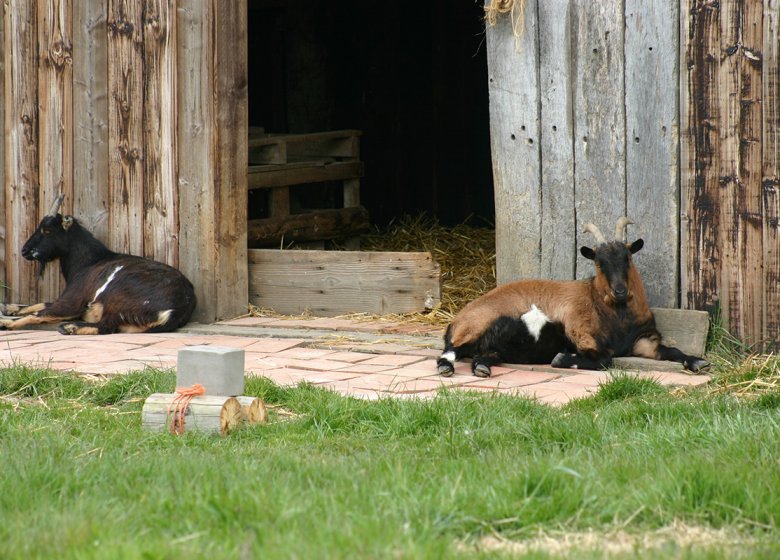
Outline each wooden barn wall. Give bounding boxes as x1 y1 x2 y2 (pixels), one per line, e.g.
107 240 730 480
1 0 248 323
487 0 780 346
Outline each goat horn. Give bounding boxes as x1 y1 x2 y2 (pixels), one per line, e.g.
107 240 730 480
47 194 65 216
582 223 606 244
615 217 634 242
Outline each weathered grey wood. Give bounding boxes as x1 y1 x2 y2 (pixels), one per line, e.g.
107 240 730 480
572 1 626 279
177 0 216 324
651 307 710 358
486 0 541 284
625 0 679 307
4 2 40 305
248 249 441 316
142 0 178 267
538 0 575 280
73 0 109 240
764 0 780 348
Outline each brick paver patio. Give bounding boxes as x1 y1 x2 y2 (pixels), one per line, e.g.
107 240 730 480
0 316 711 405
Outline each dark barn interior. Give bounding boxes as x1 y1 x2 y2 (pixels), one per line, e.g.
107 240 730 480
246 0 494 227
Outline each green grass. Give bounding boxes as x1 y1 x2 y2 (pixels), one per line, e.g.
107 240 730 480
1 365 780 559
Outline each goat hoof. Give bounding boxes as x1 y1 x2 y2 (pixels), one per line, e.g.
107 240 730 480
472 364 491 378
685 358 710 373
58 323 78 335
437 364 455 377
551 352 574 368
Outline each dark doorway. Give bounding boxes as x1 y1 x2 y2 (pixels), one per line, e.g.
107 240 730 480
247 1 494 227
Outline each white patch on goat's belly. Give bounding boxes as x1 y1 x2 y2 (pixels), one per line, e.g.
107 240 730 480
441 351 456 362
520 304 550 342
92 265 124 302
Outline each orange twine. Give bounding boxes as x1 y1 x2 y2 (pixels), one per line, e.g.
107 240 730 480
167 384 206 435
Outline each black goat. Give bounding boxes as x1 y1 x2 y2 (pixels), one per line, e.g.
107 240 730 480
437 218 709 377
0 196 196 335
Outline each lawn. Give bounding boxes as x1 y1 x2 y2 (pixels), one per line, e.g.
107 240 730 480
1 344 779 558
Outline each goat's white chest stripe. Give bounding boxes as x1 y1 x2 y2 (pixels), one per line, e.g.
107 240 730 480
521 304 550 341
92 265 124 303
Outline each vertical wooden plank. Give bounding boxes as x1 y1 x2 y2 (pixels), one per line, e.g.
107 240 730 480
37 0 73 303
717 0 763 345
625 0 679 307
681 0 722 317
4 2 39 305
178 0 216 323
764 0 780 348
0 0 5 301
142 0 177 266
73 0 109 240
486 0 542 284
571 0 625 278
538 0 576 280
212 0 248 319
107 0 144 256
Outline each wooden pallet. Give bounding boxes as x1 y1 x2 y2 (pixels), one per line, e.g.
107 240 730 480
247 130 364 244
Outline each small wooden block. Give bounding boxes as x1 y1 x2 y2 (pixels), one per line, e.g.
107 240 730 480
651 307 710 358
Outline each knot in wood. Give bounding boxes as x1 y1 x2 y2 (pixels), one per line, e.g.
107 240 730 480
49 40 73 68
108 19 134 37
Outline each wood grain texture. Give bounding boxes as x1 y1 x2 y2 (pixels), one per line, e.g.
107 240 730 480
486 0 541 284
572 0 626 279
681 0 722 316
538 0 575 281
247 206 370 247
212 0 248 320
717 0 763 345
763 0 780 348
4 1 40 305
142 394 243 436
37 0 73 303
73 0 109 239
625 0 679 307
177 0 216 323
248 249 441 316
107 0 143 256
142 0 177 267
0 1 5 299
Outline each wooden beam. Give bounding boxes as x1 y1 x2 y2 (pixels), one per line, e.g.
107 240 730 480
107 0 144 256
73 0 109 239
4 1 40 305
486 0 541 284
178 0 216 323
37 0 73 303
0 0 5 302
764 0 780 349
248 249 441 316
212 0 248 320
625 0 679 307
142 0 177 266
247 161 363 190
247 206 370 247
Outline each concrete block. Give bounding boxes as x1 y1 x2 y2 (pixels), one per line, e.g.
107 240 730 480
176 346 245 396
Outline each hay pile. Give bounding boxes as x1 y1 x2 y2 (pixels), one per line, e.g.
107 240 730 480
359 215 496 324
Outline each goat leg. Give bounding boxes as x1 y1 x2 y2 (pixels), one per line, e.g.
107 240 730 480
655 344 709 373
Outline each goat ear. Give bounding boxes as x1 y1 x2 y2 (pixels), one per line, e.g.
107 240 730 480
580 246 596 260
629 239 644 254
62 216 74 231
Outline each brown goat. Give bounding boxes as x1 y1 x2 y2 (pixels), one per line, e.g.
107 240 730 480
0 195 196 335
437 218 709 377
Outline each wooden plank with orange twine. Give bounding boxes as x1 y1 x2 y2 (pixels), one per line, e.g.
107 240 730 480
142 384 243 436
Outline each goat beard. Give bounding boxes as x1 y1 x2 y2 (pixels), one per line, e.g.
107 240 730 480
36 259 47 279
